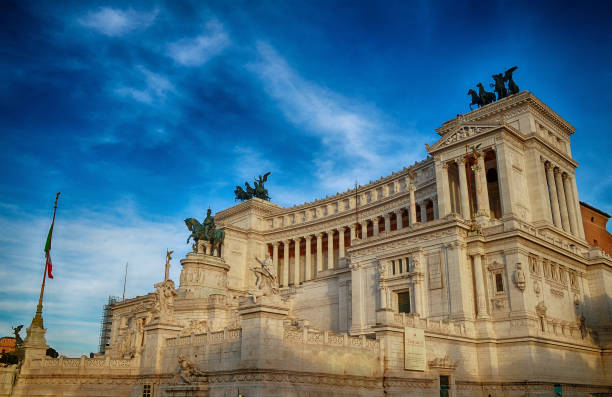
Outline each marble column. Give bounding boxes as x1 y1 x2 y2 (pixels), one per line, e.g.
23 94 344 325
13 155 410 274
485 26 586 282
562 173 578 235
395 210 403 229
305 236 312 281
384 214 391 232
457 158 470 219
435 161 451 218
472 161 484 216
409 184 417 225
555 168 570 233
472 254 489 319
433 197 439 219
339 227 346 258
420 202 427 223
282 240 290 287
477 154 491 217
413 279 422 315
545 162 562 227
373 218 379 236
272 242 279 282
293 237 301 285
327 230 334 270
350 224 356 241
316 233 323 273
361 221 368 240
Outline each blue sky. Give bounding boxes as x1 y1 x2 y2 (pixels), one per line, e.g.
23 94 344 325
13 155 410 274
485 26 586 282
1 0 611 356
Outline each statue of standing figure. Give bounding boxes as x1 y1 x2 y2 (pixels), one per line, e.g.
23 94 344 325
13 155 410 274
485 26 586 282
152 280 177 322
250 253 278 297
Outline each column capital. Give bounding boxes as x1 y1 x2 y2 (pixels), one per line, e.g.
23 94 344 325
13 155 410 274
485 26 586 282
305 235 313 241
293 236 302 243
561 172 569 180
283 239 290 244
544 160 553 170
442 162 449 170
384 213 391 219
316 232 323 239
272 241 280 247
553 166 561 175
455 156 466 165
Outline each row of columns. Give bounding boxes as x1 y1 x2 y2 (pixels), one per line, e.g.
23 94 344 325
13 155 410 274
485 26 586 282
439 153 492 219
543 161 579 236
268 199 438 288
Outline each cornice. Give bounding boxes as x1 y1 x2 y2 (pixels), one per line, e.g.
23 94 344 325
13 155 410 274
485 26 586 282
215 198 283 222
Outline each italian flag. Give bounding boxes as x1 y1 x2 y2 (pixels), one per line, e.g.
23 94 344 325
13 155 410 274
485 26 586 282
44 221 55 279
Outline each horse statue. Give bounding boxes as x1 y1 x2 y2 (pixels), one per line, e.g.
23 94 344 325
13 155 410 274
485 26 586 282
184 210 225 257
504 66 519 95
476 83 496 106
490 73 507 100
468 89 483 110
234 172 271 201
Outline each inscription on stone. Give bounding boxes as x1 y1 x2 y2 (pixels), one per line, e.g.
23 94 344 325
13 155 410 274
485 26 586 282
404 327 426 371
427 254 442 290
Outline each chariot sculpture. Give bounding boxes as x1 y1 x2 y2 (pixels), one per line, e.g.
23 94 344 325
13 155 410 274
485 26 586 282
468 66 520 110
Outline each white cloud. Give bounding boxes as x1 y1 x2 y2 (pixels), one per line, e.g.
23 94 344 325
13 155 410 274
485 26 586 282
168 20 230 66
0 203 190 356
114 66 175 104
79 7 158 37
249 42 426 194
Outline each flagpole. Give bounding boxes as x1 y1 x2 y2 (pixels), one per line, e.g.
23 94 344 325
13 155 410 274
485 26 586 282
31 192 60 329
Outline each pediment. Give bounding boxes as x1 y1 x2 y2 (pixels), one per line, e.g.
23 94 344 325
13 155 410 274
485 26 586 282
426 123 501 154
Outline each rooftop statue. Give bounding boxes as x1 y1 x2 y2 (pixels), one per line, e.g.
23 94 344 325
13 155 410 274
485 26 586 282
234 172 271 201
468 66 519 109
490 73 508 100
504 66 519 95
185 208 225 256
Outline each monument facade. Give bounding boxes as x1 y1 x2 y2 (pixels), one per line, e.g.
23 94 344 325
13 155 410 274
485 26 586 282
10 91 612 396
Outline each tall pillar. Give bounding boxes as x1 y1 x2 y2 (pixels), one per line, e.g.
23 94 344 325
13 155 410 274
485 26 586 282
373 218 380 236
272 242 279 281
384 214 391 232
545 162 562 228
477 154 491 217
457 158 470 219
305 236 312 281
433 197 439 219
434 160 451 218
361 221 368 240
472 254 489 319
562 173 578 235
413 278 422 315
293 237 301 285
420 202 427 223
555 168 570 233
316 233 323 273
409 184 417 225
395 210 403 229
339 227 346 258
570 176 586 238
350 224 356 241
327 230 335 270
282 240 290 287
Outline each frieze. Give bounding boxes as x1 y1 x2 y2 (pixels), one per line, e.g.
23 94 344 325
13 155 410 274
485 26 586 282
206 370 382 389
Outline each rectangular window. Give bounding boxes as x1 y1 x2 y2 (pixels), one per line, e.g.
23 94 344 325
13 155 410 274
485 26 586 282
398 291 411 314
142 384 152 397
392 260 396 275
398 258 403 274
495 273 504 292
440 375 450 397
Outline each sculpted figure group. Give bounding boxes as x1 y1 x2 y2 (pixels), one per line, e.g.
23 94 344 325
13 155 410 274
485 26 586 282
234 172 271 201
468 66 519 110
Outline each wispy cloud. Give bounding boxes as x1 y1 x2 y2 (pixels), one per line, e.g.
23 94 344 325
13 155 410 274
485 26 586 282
0 202 189 356
114 66 175 104
79 7 158 37
249 42 424 193
168 20 230 66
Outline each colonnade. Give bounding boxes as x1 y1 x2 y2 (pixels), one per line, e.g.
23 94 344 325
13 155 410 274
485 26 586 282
543 160 580 236
438 152 493 219
268 199 438 287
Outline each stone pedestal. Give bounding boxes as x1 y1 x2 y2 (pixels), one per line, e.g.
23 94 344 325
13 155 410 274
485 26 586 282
22 324 48 366
141 322 182 375
238 295 289 369
179 253 230 299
